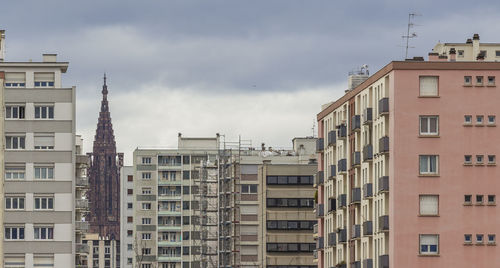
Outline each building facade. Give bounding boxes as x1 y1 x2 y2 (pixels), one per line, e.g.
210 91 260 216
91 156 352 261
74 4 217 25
0 30 75 267
432 34 500 61
120 166 135 268
82 233 121 268
76 135 91 267
315 57 500 267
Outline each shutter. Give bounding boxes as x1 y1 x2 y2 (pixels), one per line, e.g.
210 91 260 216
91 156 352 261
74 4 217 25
34 72 55 82
420 234 438 245
420 76 438 96
5 73 26 83
34 135 55 147
240 225 257 235
240 205 257 215
420 195 438 215
240 245 258 255
33 254 54 267
5 255 25 268
240 165 258 175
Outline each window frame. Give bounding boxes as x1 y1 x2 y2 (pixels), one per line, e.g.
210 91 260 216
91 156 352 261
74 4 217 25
34 196 54 210
34 105 54 119
5 226 25 240
419 195 439 216
419 234 439 255
464 76 472 86
5 196 25 210
34 166 54 180
419 155 439 175
5 135 25 150
419 115 439 136
5 105 25 119
33 226 54 240
419 76 439 97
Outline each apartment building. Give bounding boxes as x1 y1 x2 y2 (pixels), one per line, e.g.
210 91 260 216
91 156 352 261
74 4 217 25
315 52 500 267
0 31 75 267
76 135 91 267
83 233 121 268
432 33 500 61
120 166 135 268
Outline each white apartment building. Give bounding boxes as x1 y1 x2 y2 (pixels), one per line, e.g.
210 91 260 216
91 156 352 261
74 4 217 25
120 166 135 268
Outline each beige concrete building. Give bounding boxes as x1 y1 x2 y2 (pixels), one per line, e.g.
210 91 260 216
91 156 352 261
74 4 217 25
432 34 500 61
82 233 120 268
75 136 90 267
0 30 76 267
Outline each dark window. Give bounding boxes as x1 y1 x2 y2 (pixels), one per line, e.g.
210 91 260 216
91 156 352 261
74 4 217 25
241 184 249 193
183 201 190 210
249 184 257 193
287 199 299 207
267 176 277 184
288 176 298 184
287 221 298 229
93 240 99 246
183 216 190 225
183 246 190 255
277 176 287 184
183 171 190 180
127 175 133 181
267 221 277 229
183 156 190 164
127 203 133 209
288 243 299 252
267 198 276 207
127 189 133 195
183 231 190 240
278 221 287 230
183 186 190 195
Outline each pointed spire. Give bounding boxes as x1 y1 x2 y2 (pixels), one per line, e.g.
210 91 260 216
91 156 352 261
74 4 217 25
102 72 108 97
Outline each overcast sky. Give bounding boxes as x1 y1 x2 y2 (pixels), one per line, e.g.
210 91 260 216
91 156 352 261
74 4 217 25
2 0 500 165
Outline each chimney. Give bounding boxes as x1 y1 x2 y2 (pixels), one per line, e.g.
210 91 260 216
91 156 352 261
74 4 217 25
438 55 448 61
42 53 57 63
466 38 473 44
347 65 369 91
449 48 456 62
0 30 5 62
428 52 439 61
472 34 480 60
477 51 485 61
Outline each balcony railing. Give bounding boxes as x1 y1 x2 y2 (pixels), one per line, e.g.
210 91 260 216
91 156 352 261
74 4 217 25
316 204 324 217
313 224 318 234
338 194 347 208
337 124 347 139
378 97 389 115
379 215 389 232
75 221 90 231
363 259 373 268
352 151 361 167
379 255 389 268
317 171 324 185
363 221 373 236
351 188 361 203
330 165 336 178
338 159 347 173
317 236 324 249
75 199 89 210
351 261 361 268
363 144 373 161
313 250 318 259
76 243 89 254
363 183 373 198
363 108 373 124
338 228 347 243
337 264 347 268
76 177 89 187
316 138 325 153
351 115 361 132
328 130 336 146
379 136 389 154
329 198 336 212
351 224 361 239
378 176 389 193
328 232 336 246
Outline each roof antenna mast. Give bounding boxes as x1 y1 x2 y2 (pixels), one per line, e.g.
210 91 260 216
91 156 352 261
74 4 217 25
402 12 421 59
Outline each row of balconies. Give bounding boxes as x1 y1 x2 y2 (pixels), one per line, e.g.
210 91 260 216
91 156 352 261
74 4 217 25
325 218 388 247
331 177 388 209
330 257 386 268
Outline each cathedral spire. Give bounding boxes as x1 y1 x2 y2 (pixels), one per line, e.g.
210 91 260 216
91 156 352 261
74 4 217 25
102 72 108 98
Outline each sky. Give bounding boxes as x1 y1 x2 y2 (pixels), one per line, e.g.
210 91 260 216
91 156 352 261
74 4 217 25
2 0 500 165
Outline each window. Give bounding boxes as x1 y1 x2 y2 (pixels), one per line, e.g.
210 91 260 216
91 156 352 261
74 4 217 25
5 165 25 180
127 244 133 251
266 175 313 185
464 195 472 204
142 187 152 194
127 189 133 195
128 202 133 209
476 155 484 165
34 196 54 210
34 133 55 149
419 76 439 96
464 76 472 85
6 105 25 119
5 72 26 87
127 230 132 237
142 233 152 240
5 226 25 240
142 203 152 210
464 155 472 165
464 115 472 124
142 172 151 180
34 166 54 180
476 195 484 204
419 155 439 175
142 218 152 225
5 196 25 210
488 234 496 244
34 226 54 240
458 50 464 57
127 217 133 223
241 184 258 194
488 76 496 86
419 116 439 135
6 135 25 149
34 106 54 119
142 157 151 164
142 264 152 268
477 234 484 244
476 115 484 125
419 234 439 255
419 195 438 216
488 155 496 164
488 115 496 125
141 248 151 255
34 72 55 87
497 51 500 57
464 234 472 244
488 195 496 205
476 76 484 86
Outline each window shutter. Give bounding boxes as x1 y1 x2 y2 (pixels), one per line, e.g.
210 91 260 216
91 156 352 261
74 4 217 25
5 73 26 83
5 254 26 268
34 135 55 147
420 76 438 96
240 225 258 235
420 195 438 215
421 234 438 245
240 205 257 215
33 254 54 267
241 245 258 255
34 72 55 82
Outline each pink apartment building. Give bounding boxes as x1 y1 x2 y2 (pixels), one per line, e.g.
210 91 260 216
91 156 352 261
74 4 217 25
314 52 500 267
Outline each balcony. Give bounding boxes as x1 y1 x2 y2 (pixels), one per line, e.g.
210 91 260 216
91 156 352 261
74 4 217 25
379 136 389 154
379 255 389 268
352 151 361 167
338 194 347 208
378 176 389 193
75 199 89 210
351 224 361 239
363 144 373 161
330 165 336 178
313 250 318 260
363 183 373 198
76 177 89 187
351 261 361 268
328 232 336 246
338 159 347 173
313 224 318 238
329 198 336 212
337 124 347 139
316 204 324 217
378 97 389 115
351 188 361 204
336 264 347 268
76 243 89 254
363 221 373 236
328 130 336 146
351 115 361 132
379 215 389 232
338 228 347 243
316 138 325 153
363 108 373 124
315 171 324 186
363 259 373 268
75 221 90 232
317 236 324 249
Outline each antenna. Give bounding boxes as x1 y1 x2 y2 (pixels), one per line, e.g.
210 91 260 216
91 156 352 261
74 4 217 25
312 119 316 138
402 12 421 59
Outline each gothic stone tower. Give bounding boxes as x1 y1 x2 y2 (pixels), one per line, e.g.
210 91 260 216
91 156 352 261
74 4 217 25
87 75 123 239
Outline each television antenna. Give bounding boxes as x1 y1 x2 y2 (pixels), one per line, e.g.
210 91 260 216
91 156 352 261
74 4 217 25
402 12 421 59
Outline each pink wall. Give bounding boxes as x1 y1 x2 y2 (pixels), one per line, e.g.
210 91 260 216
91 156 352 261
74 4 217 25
392 68 500 267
